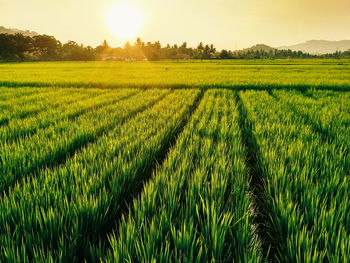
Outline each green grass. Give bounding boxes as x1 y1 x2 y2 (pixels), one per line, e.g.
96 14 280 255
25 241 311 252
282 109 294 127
1 89 199 262
0 88 149 191
0 88 106 127
104 89 260 263
0 60 349 262
239 90 349 262
0 59 350 89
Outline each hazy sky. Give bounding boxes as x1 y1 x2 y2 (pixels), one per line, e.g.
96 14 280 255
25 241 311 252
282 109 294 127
1 0 349 49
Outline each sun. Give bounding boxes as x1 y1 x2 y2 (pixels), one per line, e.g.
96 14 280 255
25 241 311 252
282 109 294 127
106 3 143 41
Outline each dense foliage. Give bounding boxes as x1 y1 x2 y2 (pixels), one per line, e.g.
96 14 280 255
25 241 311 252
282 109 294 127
105 89 261 262
0 61 349 262
1 33 350 61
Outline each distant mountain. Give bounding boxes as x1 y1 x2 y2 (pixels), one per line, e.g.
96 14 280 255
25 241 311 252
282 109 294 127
0 26 39 37
242 44 276 52
279 40 350 54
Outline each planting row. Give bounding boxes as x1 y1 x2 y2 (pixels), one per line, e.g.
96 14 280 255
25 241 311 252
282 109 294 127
0 87 348 262
0 88 166 191
103 89 261 262
0 89 200 262
239 90 349 262
0 88 139 143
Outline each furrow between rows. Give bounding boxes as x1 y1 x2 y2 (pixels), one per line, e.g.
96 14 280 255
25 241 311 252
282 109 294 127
0 89 171 193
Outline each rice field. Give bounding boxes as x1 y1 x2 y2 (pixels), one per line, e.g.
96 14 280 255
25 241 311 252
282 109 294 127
0 60 349 262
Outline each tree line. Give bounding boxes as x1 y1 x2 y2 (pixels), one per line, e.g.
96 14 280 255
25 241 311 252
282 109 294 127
1 33 349 61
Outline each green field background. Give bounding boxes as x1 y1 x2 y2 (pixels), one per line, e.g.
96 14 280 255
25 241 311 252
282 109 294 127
1 59 350 89
0 60 349 262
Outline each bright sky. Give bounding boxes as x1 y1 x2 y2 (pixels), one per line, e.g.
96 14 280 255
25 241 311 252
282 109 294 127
1 0 350 49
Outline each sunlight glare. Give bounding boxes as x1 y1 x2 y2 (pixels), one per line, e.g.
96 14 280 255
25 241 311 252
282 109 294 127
106 2 143 41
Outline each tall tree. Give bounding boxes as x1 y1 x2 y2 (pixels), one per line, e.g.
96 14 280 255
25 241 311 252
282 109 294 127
32 35 60 59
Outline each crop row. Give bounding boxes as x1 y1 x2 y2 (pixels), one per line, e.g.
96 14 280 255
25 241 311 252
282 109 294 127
0 88 139 143
239 90 349 262
273 89 349 194
273 89 350 151
0 89 200 262
0 88 65 125
0 88 121 126
0 87 348 262
102 89 261 263
0 87 53 102
0 87 66 112
0 87 60 100
0 88 167 192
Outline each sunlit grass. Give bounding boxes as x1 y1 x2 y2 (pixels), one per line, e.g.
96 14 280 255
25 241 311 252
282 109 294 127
0 60 349 262
0 59 350 89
